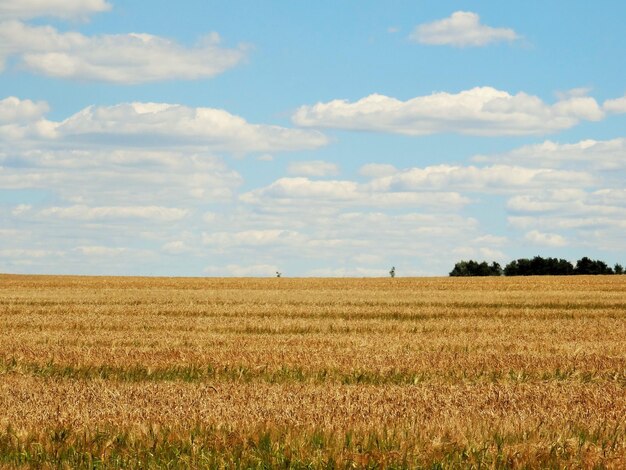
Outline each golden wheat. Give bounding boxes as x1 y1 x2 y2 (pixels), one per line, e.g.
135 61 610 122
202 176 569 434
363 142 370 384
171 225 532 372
0 274 624 468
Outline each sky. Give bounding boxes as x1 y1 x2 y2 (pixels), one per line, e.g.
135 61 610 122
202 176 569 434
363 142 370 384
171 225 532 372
1 0 625 277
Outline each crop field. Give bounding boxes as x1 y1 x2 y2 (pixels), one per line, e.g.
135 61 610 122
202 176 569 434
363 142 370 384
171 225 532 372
0 274 624 468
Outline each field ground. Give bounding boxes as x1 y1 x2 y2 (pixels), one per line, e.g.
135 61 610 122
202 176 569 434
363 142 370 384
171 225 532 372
0 274 624 468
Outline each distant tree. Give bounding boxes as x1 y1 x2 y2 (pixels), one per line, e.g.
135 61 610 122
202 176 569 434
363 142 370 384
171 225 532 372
615 263 624 275
504 258 531 276
449 261 467 276
554 258 576 275
575 257 613 275
489 262 503 276
389 266 396 278
504 256 574 276
449 260 502 276
276 271 282 278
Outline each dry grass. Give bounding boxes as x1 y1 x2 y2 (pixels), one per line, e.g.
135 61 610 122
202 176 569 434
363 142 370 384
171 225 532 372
0 274 624 468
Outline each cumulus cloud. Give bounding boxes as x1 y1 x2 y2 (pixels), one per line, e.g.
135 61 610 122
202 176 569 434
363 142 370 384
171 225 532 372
37 205 189 222
74 245 127 256
198 208 490 276
410 11 519 47
0 0 110 20
367 164 595 193
307 267 390 277
240 177 469 209
0 97 322 274
603 94 626 114
55 102 328 152
507 189 626 216
358 163 397 178
12 204 189 222
0 248 63 258
161 240 191 255
512 216 626 233
451 245 507 263
0 96 327 275
287 160 339 177
0 154 243 207
204 264 280 277
473 138 626 171
202 229 305 248
0 96 49 122
507 189 626 251
0 20 246 82
472 235 508 246
0 98 328 154
524 230 567 247
293 87 604 136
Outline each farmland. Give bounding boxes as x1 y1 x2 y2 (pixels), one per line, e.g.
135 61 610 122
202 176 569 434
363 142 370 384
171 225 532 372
0 275 624 468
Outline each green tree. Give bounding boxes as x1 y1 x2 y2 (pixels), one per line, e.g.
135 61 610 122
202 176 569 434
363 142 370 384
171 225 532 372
449 260 502 276
575 257 613 275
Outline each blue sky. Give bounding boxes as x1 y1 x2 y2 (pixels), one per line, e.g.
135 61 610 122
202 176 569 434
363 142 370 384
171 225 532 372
1 0 625 276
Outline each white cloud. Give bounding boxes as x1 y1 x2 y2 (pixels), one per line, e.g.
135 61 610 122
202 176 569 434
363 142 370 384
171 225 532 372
0 153 243 207
507 189 626 249
410 11 519 47
0 228 23 237
0 248 63 259
204 264 280 277
55 102 327 152
306 267 390 277
37 205 189 222
473 138 626 170
603 94 626 114
196 206 491 276
203 212 217 223
293 87 604 136
11 204 32 216
359 163 397 178
0 20 246 83
473 235 508 246
352 253 384 265
0 0 110 20
478 247 507 260
0 96 48 122
161 240 190 255
510 215 626 231
555 87 593 100
202 229 305 248
248 178 357 201
287 160 339 177
74 245 127 256
507 189 626 216
240 177 469 209
0 98 327 154
451 246 507 262
524 230 567 247
368 164 595 193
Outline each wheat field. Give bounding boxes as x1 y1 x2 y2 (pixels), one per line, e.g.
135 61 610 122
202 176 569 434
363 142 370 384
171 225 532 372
0 274 624 468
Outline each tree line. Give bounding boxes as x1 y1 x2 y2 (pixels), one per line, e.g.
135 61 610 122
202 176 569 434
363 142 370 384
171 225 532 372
450 256 624 276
